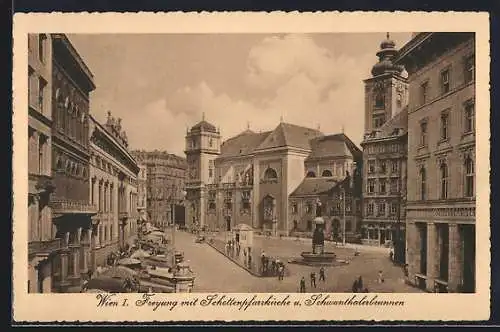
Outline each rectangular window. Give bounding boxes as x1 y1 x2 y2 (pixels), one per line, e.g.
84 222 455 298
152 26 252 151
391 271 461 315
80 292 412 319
368 160 375 174
378 202 386 216
441 69 450 94
420 121 428 146
420 81 429 104
440 111 449 140
367 179 375 194
373 115 386 129
306 203 312 214
390 178 398 193
38 135 45 174
379 179 386 193
291 203 298 214
464 55 475 84
38 77 47 113
464 101 475 133
390 202 398 215
379 160 386 174
367 203 374 216
465 157 475 198
38 34 47 63
391 160 398 173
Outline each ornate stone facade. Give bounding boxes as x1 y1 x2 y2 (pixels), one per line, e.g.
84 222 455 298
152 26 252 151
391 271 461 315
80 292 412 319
185 117 362 238
89 112 139 268
396 32 476 293
48 34 97 293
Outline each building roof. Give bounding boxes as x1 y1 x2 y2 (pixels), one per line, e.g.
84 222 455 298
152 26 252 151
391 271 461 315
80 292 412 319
362 107 408 143
306 133 362 162
191 120 217 133
255 122 323 151
219 130 271 158
290 177 340 197
378 107 408 136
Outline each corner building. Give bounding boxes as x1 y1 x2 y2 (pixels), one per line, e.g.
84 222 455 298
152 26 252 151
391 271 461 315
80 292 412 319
88 112 139 268
396 33 476 293
360 34 409 260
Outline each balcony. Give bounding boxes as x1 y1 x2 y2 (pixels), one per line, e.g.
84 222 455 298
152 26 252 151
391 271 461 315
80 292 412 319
28 238 62 257
50 199 98 216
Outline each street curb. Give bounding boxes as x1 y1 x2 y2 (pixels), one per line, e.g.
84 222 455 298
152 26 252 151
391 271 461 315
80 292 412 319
205 241 263 278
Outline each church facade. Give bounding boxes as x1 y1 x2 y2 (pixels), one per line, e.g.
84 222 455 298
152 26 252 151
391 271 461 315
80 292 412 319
184 117 362 237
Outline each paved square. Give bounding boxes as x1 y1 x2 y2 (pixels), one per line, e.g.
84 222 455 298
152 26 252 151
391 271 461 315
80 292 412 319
175 231 423 293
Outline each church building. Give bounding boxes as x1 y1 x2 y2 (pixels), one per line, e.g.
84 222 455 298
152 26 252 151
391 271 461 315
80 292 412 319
184 115 362 238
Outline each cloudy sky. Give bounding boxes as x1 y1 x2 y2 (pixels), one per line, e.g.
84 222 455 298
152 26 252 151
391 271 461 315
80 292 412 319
68 33 412 156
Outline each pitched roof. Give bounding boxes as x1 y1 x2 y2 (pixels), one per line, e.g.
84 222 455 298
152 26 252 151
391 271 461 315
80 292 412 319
255 122 323 151
378 106 408 137
306 133 362 161
219 130 271 158
290 177 340 197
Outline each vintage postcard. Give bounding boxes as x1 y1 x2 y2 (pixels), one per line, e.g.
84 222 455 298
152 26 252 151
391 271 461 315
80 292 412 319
12 12 490 322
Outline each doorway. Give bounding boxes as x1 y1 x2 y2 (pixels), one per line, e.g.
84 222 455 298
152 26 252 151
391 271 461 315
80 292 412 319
380 229 386 246
462 224 475 293
235 233 240 243
226 216 231 231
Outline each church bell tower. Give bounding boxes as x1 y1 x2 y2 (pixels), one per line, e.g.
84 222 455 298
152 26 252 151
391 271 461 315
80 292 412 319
363 33 409 134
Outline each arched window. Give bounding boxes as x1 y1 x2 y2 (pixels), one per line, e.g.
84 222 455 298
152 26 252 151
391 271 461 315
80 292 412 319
419 166 427 201
465 156 474 197
321 169 333 177
306 171 316 178
264 167 278 180
440 162 448 199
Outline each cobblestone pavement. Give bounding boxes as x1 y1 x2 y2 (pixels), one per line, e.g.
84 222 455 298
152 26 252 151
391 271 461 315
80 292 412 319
175 231 423 293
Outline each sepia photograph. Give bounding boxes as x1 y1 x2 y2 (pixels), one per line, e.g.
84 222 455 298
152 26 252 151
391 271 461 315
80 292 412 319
13 12 490 322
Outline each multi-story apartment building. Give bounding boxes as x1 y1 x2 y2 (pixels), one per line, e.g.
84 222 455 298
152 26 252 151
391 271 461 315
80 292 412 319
360 34 409 258
289 134 363 241
28 33 57 293
49 34 97 292
396 32 476 293
131 150 187 229
89 111 139 267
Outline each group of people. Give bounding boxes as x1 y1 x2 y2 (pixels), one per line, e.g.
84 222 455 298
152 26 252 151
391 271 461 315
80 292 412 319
260 251 286 279
351 276 369 293
298 267 326 292
225 239 241 258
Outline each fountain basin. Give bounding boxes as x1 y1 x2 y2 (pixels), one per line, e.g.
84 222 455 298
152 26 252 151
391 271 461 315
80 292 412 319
300 251 336 262
288 251 349 267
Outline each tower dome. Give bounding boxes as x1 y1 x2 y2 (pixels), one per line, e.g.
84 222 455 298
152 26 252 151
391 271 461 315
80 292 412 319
371 32 403 77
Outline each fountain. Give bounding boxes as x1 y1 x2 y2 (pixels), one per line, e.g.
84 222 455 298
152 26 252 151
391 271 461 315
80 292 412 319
290 200 345 266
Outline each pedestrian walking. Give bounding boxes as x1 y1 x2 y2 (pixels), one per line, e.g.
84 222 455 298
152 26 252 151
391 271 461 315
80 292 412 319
319 267 326 282
278 265 284 281
299 277 306 293
351 279 359 293
310 272 317 288
389 248 394 262
378 270 384 283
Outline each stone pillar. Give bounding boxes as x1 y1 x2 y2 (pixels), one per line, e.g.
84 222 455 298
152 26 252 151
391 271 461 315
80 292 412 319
448 223 463 292
426 222 438 291
406 222 420 285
